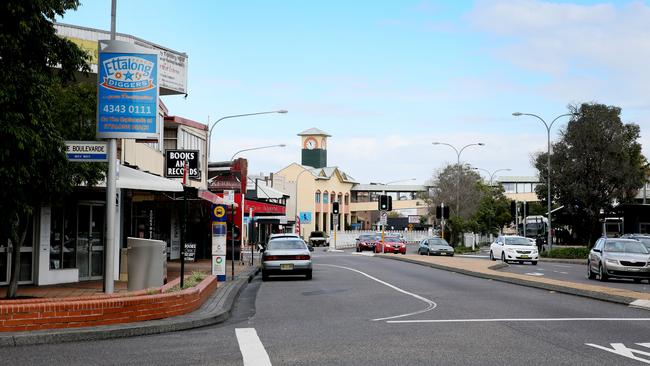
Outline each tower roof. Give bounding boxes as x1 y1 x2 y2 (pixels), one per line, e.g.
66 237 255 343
297 127 331 137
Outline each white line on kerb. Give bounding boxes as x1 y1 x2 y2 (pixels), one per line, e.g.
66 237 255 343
317 263 437 321
387 318 650 324
236 328 272 366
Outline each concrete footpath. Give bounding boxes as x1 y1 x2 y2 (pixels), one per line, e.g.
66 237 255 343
377 254 650 310
0 266 259 347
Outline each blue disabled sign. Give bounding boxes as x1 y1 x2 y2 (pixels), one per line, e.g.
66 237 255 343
96 40 159 139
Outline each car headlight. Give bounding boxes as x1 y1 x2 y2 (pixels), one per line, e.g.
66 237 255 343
506 248 516 253
605 259 618 265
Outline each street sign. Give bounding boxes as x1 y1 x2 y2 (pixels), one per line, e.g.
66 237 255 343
333 215 339 229
96 40 159 139
165 150 200 179
380 210 388 225
65 141 108 162
299 212 312 224
211 204 227 281
224 190 235 205
408 215 420 224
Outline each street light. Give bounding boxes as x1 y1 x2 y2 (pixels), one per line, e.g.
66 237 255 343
208 110 288 161
471 167 511 186
432 142 485 220
230 144 286 160
512 111 576 250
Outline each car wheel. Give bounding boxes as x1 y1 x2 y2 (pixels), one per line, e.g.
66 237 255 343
587 261 596 279
450 254 454 257
501 252 508 264
531 261 537 266
306 270 312 280
598 263 608 282
489 251 495 261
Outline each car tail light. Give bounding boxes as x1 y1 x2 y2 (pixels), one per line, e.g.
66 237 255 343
264 255 310 261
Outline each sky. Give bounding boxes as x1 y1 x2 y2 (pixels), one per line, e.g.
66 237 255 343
58 0 650 185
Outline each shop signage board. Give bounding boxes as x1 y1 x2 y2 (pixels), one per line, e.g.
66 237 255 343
65 141 108 162
165 150 200 178
211 204 227 281
96 40 159 139
408 215 420 224
183 243 196 262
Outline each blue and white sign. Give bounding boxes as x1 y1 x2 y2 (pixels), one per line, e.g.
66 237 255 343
299 212 312 224
65 141 108 162
211 204 227 281
96 40 159 139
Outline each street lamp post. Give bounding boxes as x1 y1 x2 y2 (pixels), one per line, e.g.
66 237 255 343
230 144 286 160
512 112 575 250
432 142 485 219
471 167 511 186
207 110 287 161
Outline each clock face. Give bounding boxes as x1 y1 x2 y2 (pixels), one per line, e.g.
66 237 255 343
305 137 317 150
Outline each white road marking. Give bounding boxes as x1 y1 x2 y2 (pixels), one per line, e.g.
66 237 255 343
631 300 650 310
236 328 272 366
524 272 545 276
317 264 437 321
388 317 650 324
586 342 650 364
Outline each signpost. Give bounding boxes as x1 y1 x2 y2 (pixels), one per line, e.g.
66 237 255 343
65 141 108 162
211 204 227 281
380 210 388 253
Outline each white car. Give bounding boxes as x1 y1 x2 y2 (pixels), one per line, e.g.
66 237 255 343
490 235 539 265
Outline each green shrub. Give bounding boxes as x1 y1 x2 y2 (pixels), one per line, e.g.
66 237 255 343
165 271 208 292
541 247 589 259
454 246 479 254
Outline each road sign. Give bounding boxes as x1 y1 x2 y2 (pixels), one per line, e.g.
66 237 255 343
380 210 388 225
224 190 235 205
65 141 108 162
333 214 339 228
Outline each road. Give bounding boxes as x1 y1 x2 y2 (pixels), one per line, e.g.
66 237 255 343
4 249 650 365
460 247 650 292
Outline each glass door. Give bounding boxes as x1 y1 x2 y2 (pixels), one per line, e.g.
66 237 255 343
77 203 104 280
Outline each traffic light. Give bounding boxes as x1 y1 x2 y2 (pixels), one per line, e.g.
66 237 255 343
378 195 392 211
332 202 340 214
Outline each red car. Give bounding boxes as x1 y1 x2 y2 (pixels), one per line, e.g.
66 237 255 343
356 233 380 252
375 235 407 254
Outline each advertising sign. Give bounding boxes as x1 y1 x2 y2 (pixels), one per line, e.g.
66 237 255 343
65 141 108 162
408 215 420 224
299 212 312 224
96 40 159 139
165 150 200 178
211 204 227 281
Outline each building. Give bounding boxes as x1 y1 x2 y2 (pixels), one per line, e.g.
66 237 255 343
494 176 540 202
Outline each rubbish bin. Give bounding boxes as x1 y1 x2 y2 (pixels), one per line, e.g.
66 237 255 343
127 237 167 292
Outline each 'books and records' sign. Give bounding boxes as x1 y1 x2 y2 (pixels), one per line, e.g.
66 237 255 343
96 40 159 139
165 150 200 179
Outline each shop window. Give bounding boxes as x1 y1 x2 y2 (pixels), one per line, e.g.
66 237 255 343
344 194 349 205
323 193 329 204
315 192 321 203
50 206 77 270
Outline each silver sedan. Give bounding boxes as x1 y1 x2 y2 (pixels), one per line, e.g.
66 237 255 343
587 238 650 283
261 238 312 281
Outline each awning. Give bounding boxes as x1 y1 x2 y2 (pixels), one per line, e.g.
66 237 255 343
117 165 183 192
254 215 288 224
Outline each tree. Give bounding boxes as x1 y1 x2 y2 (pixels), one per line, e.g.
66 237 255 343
533 103 648 246
425 164 483 244
0 0 97 298
472 185 511 235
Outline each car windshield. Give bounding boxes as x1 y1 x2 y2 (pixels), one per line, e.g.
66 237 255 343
629 237 650 250
504 237 532 245
604 240 649 254
267 240 307 251
384 236 400 241
429 238 449 246
359 234 378 241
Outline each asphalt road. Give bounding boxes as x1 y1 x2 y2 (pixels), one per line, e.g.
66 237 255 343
4 249 650 365
461 247 650 292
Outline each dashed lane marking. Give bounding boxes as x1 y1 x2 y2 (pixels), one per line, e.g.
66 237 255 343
387 317 650 324
236 328 272 366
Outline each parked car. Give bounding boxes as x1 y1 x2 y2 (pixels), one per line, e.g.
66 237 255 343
308 231 330 247
587 237 650 283
268 233 313 251
261 237 312 281
418 237 454 256
490 235 539 265
375 235 407 254
356 233 380 252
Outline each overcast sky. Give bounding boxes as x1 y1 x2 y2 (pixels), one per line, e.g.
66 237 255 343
59 0 650 185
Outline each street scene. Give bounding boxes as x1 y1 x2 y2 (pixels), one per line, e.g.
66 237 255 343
2 0 650 365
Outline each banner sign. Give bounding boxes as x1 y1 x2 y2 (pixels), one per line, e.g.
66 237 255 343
211 204 227 280
96 40 159 139
165 150 200 178
65 141 107 162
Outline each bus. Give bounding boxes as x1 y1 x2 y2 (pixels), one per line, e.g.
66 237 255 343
522 215 548 240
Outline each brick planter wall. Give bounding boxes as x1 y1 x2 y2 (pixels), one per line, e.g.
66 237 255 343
0 276 217 332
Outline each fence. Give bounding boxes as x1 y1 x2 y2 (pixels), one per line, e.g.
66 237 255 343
330 230 431 249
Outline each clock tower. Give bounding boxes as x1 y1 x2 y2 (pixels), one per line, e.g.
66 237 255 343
298 127 330 168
